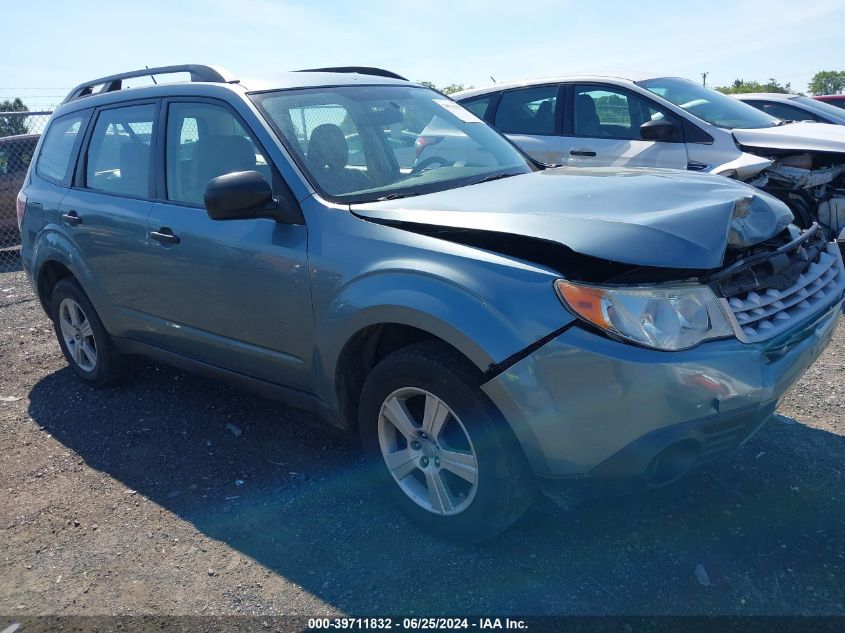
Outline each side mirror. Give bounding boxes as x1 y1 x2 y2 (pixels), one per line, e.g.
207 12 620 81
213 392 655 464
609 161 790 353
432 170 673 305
204 171 299 223
640 119 679 142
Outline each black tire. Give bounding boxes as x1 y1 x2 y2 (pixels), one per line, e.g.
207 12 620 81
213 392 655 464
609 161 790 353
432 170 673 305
50 277 131 386
359 341 537 543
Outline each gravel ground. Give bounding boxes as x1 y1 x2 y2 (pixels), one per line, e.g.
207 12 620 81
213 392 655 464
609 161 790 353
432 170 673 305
1 255 844 617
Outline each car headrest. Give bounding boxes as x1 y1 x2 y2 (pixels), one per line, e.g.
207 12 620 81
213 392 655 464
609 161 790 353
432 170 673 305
307 124 349 171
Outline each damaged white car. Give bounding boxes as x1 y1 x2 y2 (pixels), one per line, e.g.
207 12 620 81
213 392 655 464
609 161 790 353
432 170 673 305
454 76 845 239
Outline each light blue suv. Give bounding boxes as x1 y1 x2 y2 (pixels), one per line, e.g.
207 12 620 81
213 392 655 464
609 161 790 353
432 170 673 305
16 65 845 542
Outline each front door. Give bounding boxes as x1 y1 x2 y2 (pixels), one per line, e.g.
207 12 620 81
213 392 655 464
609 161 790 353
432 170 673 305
563 84 688 169
139 99 313 390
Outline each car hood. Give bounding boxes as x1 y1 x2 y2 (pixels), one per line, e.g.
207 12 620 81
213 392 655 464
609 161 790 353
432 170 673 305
733 121 845 154
351 167 792 270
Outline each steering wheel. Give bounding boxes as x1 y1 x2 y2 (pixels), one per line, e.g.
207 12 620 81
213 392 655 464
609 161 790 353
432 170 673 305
409 156 453 176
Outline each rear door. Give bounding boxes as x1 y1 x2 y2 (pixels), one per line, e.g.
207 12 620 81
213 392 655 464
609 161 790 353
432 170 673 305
57 101 158 336
140 98 313 389
563 83 688 169
490 85 564 165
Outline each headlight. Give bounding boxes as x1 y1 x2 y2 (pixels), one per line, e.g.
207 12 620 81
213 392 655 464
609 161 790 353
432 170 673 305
556 280 734 351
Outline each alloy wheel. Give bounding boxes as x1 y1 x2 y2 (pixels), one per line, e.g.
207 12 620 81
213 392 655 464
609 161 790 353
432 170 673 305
377 387 479 516
58 297 97 372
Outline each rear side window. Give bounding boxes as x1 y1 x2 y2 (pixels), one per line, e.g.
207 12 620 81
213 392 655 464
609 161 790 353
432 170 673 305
36 112 89 185
85 104 156 198
165 101 271 206
494 86 558 135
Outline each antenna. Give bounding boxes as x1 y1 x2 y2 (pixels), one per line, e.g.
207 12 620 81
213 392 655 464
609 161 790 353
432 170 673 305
146 66 158 85
701 72 709 86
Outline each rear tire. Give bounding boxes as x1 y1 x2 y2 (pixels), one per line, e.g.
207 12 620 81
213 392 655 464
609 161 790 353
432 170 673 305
50 278 131 386
359 341 536 543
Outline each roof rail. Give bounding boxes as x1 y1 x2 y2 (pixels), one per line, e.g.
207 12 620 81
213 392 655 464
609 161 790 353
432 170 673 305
62 64 237 104
295 66 408 81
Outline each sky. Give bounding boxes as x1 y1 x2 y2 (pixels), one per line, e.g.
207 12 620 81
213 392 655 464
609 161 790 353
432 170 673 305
2 0 844 110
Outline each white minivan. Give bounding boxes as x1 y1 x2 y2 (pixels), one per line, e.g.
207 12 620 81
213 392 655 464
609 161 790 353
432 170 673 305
455 76 845 239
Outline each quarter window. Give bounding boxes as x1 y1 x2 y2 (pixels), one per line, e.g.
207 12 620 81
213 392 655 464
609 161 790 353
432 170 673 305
165 102 270 206
461 96 492 120
36 112 88 185
494 86 558 135
85 104 155 197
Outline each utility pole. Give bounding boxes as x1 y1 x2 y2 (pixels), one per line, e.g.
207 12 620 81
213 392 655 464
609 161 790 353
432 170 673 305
701 72 709 87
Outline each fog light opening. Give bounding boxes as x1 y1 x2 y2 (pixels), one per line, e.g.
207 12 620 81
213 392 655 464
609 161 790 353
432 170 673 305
644 439 700 487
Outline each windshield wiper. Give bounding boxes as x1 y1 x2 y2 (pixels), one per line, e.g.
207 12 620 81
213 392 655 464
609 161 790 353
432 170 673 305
470 172 520 186
374 191 422 201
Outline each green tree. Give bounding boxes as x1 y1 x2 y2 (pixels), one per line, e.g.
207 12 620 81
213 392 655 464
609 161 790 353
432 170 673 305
0 98 29 137
808 70 845 95
416 81 472 95
715 78 791 94
440 83 468 95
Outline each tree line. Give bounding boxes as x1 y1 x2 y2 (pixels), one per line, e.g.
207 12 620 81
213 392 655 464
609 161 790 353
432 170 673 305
0 98 29 137
714 71 845 96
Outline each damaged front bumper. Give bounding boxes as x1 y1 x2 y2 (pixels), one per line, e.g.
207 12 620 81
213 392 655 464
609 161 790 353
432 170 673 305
745 159 845 239
481 296 842 495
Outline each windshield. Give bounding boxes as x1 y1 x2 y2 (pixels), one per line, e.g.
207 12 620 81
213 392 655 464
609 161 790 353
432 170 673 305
818 97 845 111
637 77 781 129
793 96 845 121
251 85 532 203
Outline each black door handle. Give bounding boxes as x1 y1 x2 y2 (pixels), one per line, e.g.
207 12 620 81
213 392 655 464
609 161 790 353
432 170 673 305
570 150 597 157
62 210 82 226
150 228 180 245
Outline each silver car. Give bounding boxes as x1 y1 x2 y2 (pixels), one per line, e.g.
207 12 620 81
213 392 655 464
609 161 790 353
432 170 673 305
455 76 845 239
734 93 845 126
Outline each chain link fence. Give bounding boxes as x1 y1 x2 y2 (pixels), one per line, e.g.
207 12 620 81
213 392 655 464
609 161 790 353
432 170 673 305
1 110 51 271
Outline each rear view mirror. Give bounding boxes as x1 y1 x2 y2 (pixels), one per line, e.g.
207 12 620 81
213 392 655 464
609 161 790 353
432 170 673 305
640 119 679 142
367 105 405 126
204 170 300 223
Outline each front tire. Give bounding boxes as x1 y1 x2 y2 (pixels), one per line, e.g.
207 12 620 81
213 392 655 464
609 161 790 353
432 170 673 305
359 341 536 543
50 278 131 386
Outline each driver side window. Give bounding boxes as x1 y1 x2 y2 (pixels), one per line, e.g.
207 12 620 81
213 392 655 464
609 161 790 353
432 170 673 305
573 85 679 141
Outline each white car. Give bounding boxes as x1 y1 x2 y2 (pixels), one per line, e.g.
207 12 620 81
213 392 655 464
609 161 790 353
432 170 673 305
454 76 845 239
734 93 845 126
414 112 502 170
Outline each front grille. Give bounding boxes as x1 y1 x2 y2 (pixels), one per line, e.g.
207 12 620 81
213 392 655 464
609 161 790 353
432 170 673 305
713 226 845 343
